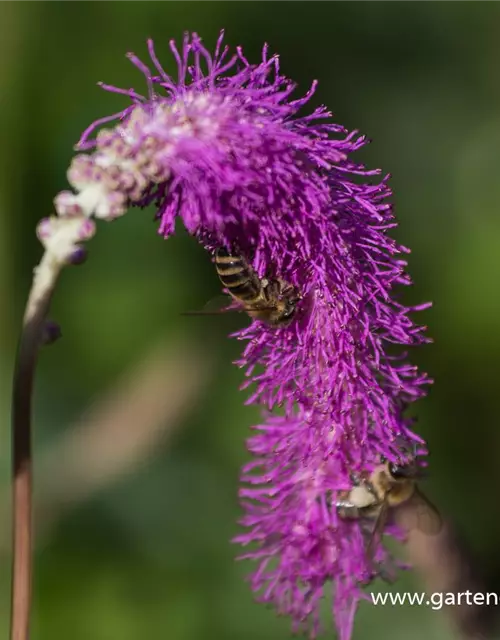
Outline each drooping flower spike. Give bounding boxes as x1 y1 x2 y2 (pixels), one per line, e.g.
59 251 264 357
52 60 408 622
44 31 432 639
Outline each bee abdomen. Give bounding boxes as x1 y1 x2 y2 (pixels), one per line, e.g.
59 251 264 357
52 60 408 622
215 247 261 302
215 247 243 271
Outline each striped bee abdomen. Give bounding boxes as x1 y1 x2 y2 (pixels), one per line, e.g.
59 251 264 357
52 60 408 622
214 247 262 302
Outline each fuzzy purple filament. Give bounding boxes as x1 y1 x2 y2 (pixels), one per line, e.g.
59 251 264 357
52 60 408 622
76 31 432 639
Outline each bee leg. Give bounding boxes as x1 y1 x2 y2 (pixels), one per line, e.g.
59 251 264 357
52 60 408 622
348 471 361 484
264 279 278 297
365 482 379 501
377 567 397 585
277 279 293 295
336 502 362 519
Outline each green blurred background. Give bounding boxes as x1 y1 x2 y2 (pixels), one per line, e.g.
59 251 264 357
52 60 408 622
1 2 499 639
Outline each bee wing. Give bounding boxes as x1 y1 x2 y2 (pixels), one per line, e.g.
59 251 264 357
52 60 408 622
366 498 390 562
408 487 442 535
183 295 280 318
182 295 239 316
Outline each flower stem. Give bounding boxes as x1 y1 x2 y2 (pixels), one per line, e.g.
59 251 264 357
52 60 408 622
399 508 494 639
10 251 63 640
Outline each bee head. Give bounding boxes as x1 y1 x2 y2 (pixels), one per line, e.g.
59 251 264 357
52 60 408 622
281 300 297 321
387 461 418 481
381 436 424 482
274 285 301 326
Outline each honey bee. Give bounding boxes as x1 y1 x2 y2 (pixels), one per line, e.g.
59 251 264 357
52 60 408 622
186 247 300 327
336 458 442 560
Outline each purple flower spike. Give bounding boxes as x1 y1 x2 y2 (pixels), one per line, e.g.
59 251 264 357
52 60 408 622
78 32 432 639
234 411 409 640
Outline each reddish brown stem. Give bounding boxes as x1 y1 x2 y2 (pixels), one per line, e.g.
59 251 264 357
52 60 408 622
10 253 62 640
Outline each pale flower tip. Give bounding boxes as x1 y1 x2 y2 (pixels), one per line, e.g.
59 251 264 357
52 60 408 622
54 191 83 217
37 215 96 264
36 217 53 242
74 217 96 241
